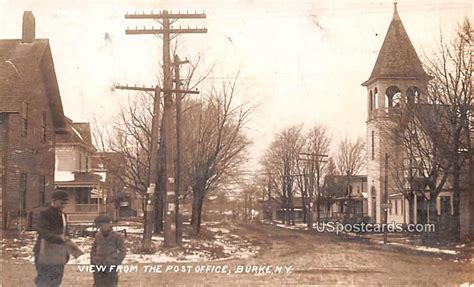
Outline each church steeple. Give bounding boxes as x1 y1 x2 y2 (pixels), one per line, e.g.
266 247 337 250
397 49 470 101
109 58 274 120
362 2 428 86
393 0 400 20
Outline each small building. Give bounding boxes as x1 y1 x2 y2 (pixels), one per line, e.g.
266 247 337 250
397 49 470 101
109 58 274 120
0 12 66 228
92 152 138 219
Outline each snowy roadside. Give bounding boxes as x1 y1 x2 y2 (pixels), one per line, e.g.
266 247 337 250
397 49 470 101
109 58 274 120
0 221 259 265
270 221 471 259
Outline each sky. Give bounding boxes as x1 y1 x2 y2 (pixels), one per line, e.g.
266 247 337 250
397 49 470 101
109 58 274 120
0 0 472 170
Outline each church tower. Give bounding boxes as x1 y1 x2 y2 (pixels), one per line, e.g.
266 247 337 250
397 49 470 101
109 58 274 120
362 2 430 223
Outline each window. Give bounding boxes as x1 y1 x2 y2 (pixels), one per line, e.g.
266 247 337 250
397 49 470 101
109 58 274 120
385 86 401 108
406 87 421 104
374 87 378 109
371 131 375 160
19 173 27 212
389 200 392 214
395 200 398 215
21 102 28 137
369 91 374 111
440 196 451 216
41 112 47 142
78 152 82 171
40 176 46 205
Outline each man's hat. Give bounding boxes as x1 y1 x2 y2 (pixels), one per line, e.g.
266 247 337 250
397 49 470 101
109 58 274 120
52 190 69 201
94 214 112 225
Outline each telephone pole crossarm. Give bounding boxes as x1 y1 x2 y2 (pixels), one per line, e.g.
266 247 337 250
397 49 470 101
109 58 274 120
125 12 206 19
116 85 156 92
126 28 208 35
115 85 199 95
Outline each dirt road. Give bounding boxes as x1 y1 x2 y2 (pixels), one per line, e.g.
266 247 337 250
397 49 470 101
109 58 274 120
2 222 473 286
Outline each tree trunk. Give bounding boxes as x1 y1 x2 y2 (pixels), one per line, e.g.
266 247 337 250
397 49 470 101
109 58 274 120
452 165 462 242
191 191 200 234
407 193 414 224
289 191 295 226
302 192 308 224
316 192 321 224
191 186 205 235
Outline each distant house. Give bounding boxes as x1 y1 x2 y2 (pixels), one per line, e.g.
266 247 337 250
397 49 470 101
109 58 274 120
92 152 138 219
54 118 113 223
258 195 305 223
0 12 66 228
323 175 368 219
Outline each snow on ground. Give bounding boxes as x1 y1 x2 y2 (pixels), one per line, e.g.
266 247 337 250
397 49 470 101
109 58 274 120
275 223 308 230
271 221 463 257
386 242 459 255
1 221 259 264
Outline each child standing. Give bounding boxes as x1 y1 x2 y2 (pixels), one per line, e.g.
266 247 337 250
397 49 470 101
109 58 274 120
91 215 126 287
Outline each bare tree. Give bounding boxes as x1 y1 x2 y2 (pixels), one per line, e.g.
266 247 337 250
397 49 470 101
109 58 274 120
423 19 472 240
261 125 305 225
335 137 366 176
301 125 331 225
183 73 253 234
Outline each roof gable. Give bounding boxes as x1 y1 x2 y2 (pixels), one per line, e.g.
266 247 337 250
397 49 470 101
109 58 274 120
56 117 95 151
0 39 66 131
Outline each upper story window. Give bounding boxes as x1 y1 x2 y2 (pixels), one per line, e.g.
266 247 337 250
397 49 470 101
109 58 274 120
41 112 47 142
369 90 374 111
21 101 28 137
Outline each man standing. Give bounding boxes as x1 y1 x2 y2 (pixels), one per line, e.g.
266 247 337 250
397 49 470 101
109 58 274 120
33 190 70 287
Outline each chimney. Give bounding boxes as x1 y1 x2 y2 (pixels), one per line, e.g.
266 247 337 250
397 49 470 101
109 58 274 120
22 11 35 43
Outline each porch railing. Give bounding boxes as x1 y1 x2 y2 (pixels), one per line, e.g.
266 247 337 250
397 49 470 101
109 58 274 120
68 204 107 213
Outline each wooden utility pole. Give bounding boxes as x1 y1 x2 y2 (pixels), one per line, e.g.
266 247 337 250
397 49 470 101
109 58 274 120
267 173 272 222
172 54 189 246
124 10 206 247
115 85 160 250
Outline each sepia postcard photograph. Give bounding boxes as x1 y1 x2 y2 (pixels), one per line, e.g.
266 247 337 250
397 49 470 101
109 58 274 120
0 0 473 286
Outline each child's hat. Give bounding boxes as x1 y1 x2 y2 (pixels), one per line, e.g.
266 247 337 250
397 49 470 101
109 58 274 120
94 214 112 225
52 190 69 201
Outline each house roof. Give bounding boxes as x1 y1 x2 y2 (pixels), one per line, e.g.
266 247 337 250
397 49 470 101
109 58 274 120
324 174 367 198
362 4 429 86
0 39 66 131
56 117 96 151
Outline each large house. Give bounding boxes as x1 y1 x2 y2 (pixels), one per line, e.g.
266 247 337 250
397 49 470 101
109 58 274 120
0 12 66 229
54 118 114 223
323 175 368 219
